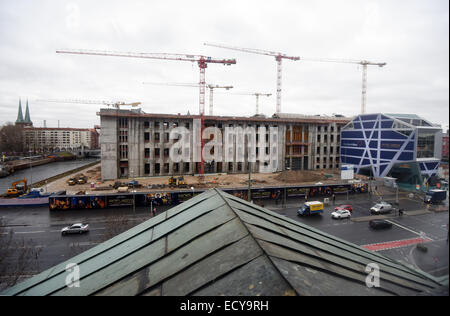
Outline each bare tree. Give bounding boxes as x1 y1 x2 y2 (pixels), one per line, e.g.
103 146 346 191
0 218 42 291
0 123 24 154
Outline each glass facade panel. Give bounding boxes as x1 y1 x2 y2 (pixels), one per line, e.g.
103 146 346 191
417 131 435 158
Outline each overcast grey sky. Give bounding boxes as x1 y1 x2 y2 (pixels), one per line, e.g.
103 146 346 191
0 0 448 129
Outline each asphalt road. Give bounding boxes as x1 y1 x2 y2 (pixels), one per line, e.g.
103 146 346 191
0 191 448 287
266 192 449 277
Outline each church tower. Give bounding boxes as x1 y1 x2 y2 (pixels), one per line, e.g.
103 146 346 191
15 98 33 127
15 98 24 125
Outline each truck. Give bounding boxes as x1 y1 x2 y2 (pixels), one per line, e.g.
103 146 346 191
424 189 447 204
297 201 324 216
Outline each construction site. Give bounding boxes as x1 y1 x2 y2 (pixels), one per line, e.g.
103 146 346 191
44 162 355 196
50 45 385 185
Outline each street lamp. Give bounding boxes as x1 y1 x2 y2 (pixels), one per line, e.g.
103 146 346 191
29 149 33 192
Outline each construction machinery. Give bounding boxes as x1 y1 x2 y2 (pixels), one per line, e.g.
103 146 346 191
204 42 385 115
36 99 141 110
6 179 28 197
177 176 188 188
56 49 236 177
204 42 299 115
168 176 188 188
142 82 233 115
77 174 87 184
168 176 177 188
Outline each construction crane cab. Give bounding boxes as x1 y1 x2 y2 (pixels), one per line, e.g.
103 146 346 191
7 179 28 197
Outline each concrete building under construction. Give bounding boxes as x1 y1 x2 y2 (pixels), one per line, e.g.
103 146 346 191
99 108 350 180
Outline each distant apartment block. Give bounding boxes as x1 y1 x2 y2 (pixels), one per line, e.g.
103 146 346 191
23 127 99 152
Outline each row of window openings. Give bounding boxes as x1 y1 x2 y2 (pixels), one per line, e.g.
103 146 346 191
146 162 251 174
316 157 340 164
144 133 272 143
316 146 340 154
144 122 190 129
317 135 340 143
316 164 340 169
144 147 271 158
317 126 341 133
144 121 275 130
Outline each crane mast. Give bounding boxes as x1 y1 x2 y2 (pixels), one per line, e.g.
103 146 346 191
57 49 236 177
57 49 236 116
142 82 233 115
228 92 272 115
299 57 386 114
204 43 299 115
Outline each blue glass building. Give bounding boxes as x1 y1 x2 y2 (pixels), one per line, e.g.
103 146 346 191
340 113 442 184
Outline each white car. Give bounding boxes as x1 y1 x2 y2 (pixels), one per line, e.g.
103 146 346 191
331 209 351 219
61 223 89 235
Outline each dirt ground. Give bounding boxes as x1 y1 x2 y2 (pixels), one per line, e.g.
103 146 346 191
44 163 354 195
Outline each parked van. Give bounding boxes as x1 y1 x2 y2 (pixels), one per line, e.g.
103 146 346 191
370 202 392 215
298 201 324 216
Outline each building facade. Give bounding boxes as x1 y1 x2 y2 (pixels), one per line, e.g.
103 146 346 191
340 113 442 184
23 127 99 152
99 108 350 180
442 131 449 161
13 100 100 152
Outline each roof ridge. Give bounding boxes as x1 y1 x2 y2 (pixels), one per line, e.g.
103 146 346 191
214 188 300 295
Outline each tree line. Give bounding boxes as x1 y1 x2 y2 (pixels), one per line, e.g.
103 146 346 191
0 123 24 154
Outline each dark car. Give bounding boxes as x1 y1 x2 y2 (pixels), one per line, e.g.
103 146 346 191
369 220 392 230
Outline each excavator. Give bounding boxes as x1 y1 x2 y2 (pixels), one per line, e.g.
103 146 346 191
6 179 28 197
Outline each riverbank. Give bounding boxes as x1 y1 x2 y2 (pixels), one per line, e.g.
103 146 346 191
0 159 99 194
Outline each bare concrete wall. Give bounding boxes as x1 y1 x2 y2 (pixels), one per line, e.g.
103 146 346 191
101 116 118 180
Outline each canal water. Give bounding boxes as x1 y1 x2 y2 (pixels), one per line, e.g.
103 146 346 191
0 159 99 194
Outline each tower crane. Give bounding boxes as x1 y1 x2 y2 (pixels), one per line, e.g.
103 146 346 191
204 42 299 115
56 49 236 176
36 98 141 109
227 92 272 115
142 82 233 116
298 57 386 114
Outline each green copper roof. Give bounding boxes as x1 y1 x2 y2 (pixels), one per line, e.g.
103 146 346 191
24 100 32 124
2 189 445 296
15 99 24 123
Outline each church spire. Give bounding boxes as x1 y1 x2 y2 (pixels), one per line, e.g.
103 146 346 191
24 99 32 124
16 98 24 124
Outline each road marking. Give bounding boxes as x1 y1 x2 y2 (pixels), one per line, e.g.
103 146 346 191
14 231 46 234
384 220 432 239
362 237 433 251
